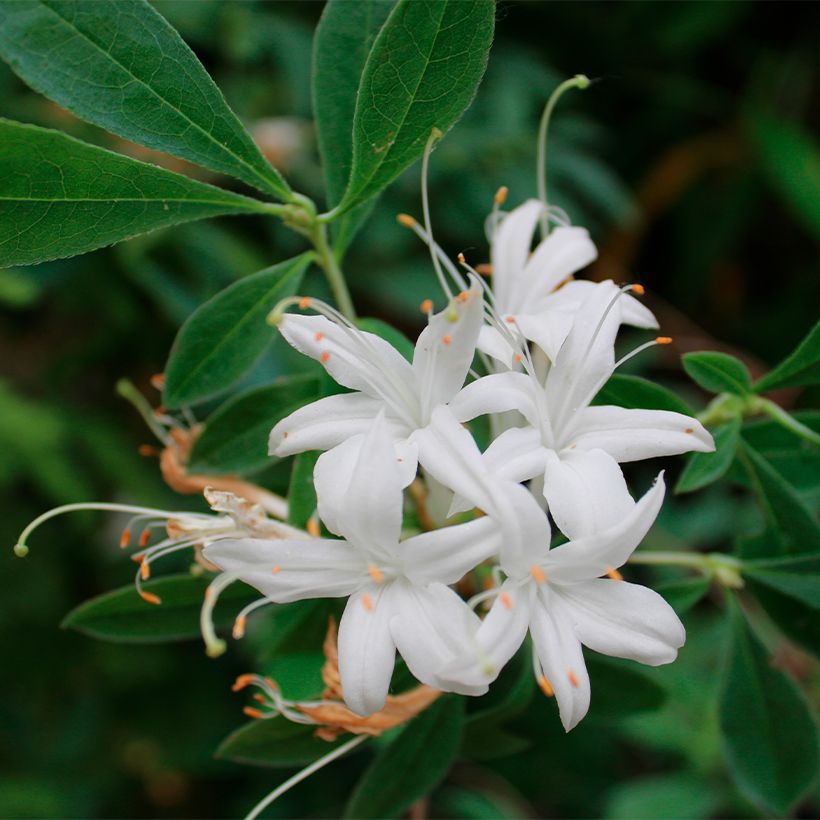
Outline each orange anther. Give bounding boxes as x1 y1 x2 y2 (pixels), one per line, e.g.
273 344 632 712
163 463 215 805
504 316 516 324
685 427 694 434
232 616 247 640
271 565 282 575
243 707 264 720
655 336 673 345
494 186 509 206
538 675 554 697
568 670 580 688
530 565 546 583
263 676 278 690
232 674 255 691
137 444 158 457
500 592 513 610
368 565 384 584
139 559 150 581
139 528 151 548
119 528 132 549
397 213 417 228
153 405 166 417
298 296 312 310
513 353 522 363
150 372 165 390
606 567 623 581
139 590 161 606
361 593 374 611
314 331 325 342
475 263 492 275
253 693 266 704
442 335 452 346
282 431 288 439
320 351 331 363
456 289 470 302
420 298 433 313
631 283 645 296
307 518 320 537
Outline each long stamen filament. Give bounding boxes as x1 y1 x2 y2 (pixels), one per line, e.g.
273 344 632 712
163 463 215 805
420 128 453 300
398 215 469 295
115 379 171 445
200 573 238 658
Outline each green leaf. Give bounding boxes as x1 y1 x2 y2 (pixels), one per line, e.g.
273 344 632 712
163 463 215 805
461 726 531 762
656 576 711 614
744 552 820 610
586 656 666 719
682 351 752 395
741 410 820 452
736 438 820 557
345 696 464 819
0 0 290 199
466 648 534 727
675 417 740 494
434 785 532 820
751 114 820 239
746 578 820 658
263 651 326 701
357 317 415 362
188 376 319 475
217 715 349 769
0 118 272 267
288 451 320 530
719 600 819 814
754 319 820 393
336 0 495 214
61 573 256 643
605 773 722 820
163 254 312 408
593 374 693 415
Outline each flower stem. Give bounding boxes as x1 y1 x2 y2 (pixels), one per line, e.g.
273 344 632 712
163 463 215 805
758 397 820 446
310 222 357 322
628 550 744 588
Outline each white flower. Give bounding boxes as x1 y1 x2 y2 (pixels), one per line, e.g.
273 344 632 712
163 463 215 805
416 407 684 732
268 280 483 486
205 415 501 717
451 280 714 530
480 199 657 365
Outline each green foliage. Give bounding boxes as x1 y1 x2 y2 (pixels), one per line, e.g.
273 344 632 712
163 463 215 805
656 577 711 614
593 374 693 415
754 318 820 392
336 0 495 214
675 417 741 494
344 697 465 819
744 552 820 609
62 573 256 643
288 451 320 530
188 376 320 475
0 118 270 267
0 0 291 199
682 351 753 396
163 253 313 407
719 601 819 814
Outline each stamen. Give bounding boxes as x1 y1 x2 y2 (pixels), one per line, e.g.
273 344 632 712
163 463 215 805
420 127 454 300
139 590 161 606
137 444 158 457
233 674 256 692
420 298 433 314
150 372 165 390
253 693 266 704
314 332 325 342
631 284 645 296
119 528 132 549
272 565 282 574
298 296 312 310
500 592 514 610
367 565 384 584
685 427 694 434
199 573 238 658
442 335 452 346
475 263 492 275
606 567 623 581
306 515 320 537
538 675 555 697
656 336 673 345
494 186 508 206
139 558 150 581
530 565 546 583
232 615 247 640
243 706 265 720
138 528 152 548
568 670 580 688
396 213 417 229
320 351 331 363
361 593 374 612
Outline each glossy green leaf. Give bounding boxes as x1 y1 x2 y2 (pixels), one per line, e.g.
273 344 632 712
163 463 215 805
263 651 326 701
719 601 819 814
0 119 272 267
461 726 531 762
61 573 256 643
188 376 319 475
682 351 752 395
746 578 820 658
344 696 464 819
744 552 820 609
217 715 349 769
337 0 495 213
164 253 312 408
741 410 820 451
0 0 290 199
675 417 740 494
288 451 320 530
736 438 820 557
754 319 820 393
593 374 693 415
357 317 415 362
434 785 532 820
586 656 666 719
605 773 722 820
656 576 711 614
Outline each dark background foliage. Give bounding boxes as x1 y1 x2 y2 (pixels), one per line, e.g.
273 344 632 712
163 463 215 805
1 1 817 817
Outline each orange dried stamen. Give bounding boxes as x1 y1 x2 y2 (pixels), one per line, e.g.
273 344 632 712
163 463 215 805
139 528 151 548
631 283 645 296
243 707 264 720
137 444 158 457
420 298 433 313
655 336 673 345
139 590 161 606
513 353 522 363
119 528 132 549
139 559 150 581
606 567 623 581
307 518 320 537
314 331 325 342
253 693 266 704
232 615 247 640
685 427 694 434
538 675 554 697
475 263 492 275
504 316 516 324
298 296 312 310
150 372 166 390
494 186 508 206
232 674 256 692
397 213 416 228
456 289 470 302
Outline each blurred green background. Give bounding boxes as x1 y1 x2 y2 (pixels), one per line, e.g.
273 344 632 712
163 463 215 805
1 1 818 817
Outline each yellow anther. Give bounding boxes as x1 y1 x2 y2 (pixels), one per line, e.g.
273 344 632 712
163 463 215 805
631 283 645 296
397 213 417 228
139 590 161 606
368 565 384 584
446 306 459 322
606 567 623 581
538 675 554 697
232 616 247 640
655 336 673 345
307 518 320 537
361 593 374 611
420 298 433 313
243 706 264 720
298 296 312 310
530 565 546 583
494 186 508 206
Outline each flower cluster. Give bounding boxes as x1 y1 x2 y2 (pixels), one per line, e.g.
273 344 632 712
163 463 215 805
203 198 715 732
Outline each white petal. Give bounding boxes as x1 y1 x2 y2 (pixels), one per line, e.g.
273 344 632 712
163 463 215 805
556 579 685 666
401 516 502 586
545 473 666 583
543 449 634 539
413 281 483 418
390 581 488 696
491 199 542 311
513 310 575 362
203 538 365 603
476 324 516 369
515 225 597 310
269 392 392 457
568 406 714 462
338 584 397 716
530 588 591 731
620 293 658 329
450 371 541 427
278 314 416 419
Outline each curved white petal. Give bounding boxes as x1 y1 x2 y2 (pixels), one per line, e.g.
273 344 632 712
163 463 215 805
568 406 715 462
515 225 598 310
513 311 575 362
203 537 365 603
401 516 502 586
543 449 634 540
556 579 685 665
413 281 483 418
270 392 395 457
491 199 542 311
338 584 397 716
476 324 516 369
620 293 658 329
530 587 591 731
450 372 541 427
545 473 665 583
390 581 488 696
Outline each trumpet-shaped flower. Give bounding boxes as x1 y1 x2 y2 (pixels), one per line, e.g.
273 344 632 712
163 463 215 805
479 199 657 365
268 281 483 486
416 407 684 731
451 280 714 528
205 415 501 717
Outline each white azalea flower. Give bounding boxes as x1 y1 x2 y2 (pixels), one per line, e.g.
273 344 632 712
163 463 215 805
205 415 501 717
268 280 483 486
451 280 714 528
416 407 684 732
480 199 657 365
